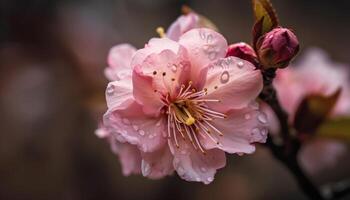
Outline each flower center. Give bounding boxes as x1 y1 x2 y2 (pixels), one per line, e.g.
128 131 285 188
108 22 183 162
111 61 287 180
161 81 226 154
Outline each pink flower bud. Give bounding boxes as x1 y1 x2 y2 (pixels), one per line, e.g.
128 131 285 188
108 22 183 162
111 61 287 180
226 42 258 66
257 27 299 69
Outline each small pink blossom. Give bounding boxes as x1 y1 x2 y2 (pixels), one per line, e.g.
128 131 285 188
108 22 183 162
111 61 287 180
102 28 267 184
264 48 350 174
257 27 299 69
226 42 258 66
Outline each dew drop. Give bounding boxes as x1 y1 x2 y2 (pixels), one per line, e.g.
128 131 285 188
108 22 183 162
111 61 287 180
261 128 268 136
257 112 268 124
106 84 115 96
220 71 230 84
206 34 213 43
249 101 259 110
237 61 244 68
132 125 139 131
244 113 251 120
208 51 217 60
122 118 131 125
207 177 214 182
138 130 145 136
199 30 206 40
200 167 207 172
141 160 151 176
237 152 244 156
251 128 260 136
171 65 177 72
177 166 185 176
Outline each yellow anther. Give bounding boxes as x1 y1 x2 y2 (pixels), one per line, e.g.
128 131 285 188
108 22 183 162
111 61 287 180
183 107 196 125
156 27 165 38
185 117 195 126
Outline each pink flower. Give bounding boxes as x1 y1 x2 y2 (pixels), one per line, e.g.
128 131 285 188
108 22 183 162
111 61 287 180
264 48 350 174
103 28 267 184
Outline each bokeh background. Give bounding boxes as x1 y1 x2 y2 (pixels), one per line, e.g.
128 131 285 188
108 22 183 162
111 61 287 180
1 0 350 199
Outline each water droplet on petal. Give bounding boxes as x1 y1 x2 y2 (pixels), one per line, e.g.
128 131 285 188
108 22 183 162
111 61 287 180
237 152 244 156
258 112 268 124
122 118 130 125
139 130 145 136
177 166 185 176
244 113 251 120
162 131 168 138
171 65 177 72
106 84 115 96
261 128 268 136
208 51 217 60
206 34 213 43
207 177 214 182
252 128 260 136
132 125 139 131
249 101 259 110
220 71 230 84
141 160 151 176
237 61 244 68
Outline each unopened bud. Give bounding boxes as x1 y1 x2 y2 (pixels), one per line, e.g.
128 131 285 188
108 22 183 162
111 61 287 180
226 42 258 66
257 27 299 69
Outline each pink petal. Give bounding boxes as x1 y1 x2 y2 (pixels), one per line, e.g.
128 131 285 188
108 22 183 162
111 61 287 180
111 138 142 176
178 28 228 79
106 77 133 110
103 101 167 153
166 13 200 41
140 145 174 179
170 139 226 184
135 48 191 98
95 126 141 176
105 44 136 81
201 106 268 154
203 57 263 113
130 38 180 68
132 69 164 116
260 102 280 135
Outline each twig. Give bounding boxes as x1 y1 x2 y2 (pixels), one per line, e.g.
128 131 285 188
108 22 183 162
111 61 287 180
260 68 325 200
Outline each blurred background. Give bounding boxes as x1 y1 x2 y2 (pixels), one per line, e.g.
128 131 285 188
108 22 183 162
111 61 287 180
1 0 350 199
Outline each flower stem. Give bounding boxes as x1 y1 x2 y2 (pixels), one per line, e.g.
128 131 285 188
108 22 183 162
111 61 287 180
260 68 325 200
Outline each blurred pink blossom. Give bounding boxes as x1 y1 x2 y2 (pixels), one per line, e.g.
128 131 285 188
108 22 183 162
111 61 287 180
265 48 350 174
101 28 268 184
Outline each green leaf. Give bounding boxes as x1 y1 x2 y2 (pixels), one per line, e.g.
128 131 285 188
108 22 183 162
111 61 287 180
251 0 279 48
317 117 350 142
293 88 341 134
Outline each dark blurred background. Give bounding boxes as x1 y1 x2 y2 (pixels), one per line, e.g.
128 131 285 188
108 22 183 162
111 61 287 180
1 0 350 200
